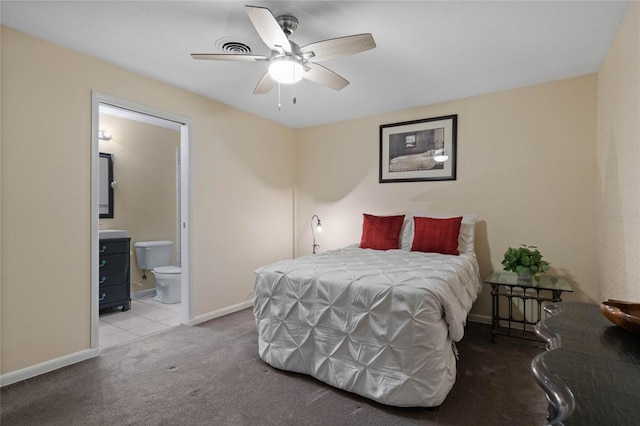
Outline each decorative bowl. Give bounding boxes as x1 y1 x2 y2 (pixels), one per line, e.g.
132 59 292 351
600 299 640 336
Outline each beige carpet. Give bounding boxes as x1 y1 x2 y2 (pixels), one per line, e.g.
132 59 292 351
1 308 548 425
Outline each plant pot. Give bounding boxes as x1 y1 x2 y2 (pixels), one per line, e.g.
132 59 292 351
517 270 533 285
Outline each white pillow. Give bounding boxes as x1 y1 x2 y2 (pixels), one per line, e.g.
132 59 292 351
400 212 477 254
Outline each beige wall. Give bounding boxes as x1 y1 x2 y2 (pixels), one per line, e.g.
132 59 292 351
296 75 598 318
99 113 181 292
1 26 296 374
597 2 640 302
2 2 636 378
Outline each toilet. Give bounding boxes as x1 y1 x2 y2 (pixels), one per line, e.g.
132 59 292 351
134 240 181 304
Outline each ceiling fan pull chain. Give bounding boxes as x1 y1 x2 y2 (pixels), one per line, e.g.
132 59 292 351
278 82 281 111
293 78 297 105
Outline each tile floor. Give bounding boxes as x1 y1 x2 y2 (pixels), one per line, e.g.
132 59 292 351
99 295 181 349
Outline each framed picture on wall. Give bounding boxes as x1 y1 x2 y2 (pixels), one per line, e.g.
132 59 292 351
379 114 457 183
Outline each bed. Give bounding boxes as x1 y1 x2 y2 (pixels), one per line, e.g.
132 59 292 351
253 213 482 407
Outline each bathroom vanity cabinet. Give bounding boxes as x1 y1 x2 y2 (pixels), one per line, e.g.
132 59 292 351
98 237 131 311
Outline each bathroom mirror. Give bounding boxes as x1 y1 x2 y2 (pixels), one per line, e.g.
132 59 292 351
99 152 114 218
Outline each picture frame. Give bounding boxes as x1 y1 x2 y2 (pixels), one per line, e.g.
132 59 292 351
379 114 457 183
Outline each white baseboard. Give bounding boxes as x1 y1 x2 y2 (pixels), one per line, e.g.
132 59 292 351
468 313 491 325
186 299 254 326
131 288 156 299
0 347 99 387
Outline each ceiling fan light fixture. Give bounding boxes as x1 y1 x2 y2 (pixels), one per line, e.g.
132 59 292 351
191 6 376 95
268 57 304 84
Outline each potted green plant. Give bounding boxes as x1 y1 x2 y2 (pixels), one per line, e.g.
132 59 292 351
501 244 550 283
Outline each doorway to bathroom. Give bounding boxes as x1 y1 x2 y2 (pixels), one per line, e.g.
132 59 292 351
91 92 191 350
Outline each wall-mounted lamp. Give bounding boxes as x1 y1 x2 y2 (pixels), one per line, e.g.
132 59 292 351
311 215 322 254
99 130 112 141
433 148 448 163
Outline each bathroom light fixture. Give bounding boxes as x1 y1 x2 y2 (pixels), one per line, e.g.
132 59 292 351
311 215 322 254
99 130 112 141
433 148 448 163
269 57 304 84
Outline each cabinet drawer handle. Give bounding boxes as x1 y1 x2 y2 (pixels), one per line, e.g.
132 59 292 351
99 260 107 268
100 245 107 253
100 276 106 284
99 293 107 301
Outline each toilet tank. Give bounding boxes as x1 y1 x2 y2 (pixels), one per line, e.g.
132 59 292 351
135 240 173 270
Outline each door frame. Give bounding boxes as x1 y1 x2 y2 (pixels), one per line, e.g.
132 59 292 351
90 91 191 349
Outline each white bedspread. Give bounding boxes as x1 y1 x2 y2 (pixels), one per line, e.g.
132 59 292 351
253 246 482 407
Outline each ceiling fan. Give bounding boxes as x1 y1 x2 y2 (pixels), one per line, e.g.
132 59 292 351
191 5 376 96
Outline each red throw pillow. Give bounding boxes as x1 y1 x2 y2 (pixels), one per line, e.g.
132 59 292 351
411 216 462 255
359 214 405 250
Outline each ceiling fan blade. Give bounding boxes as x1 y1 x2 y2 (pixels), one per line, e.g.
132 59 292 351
191 53 268 62
300 33 376 62
245 5 291 54
254 72 277 94
303 63 349 91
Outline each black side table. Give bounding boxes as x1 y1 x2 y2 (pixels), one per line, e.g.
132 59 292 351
484 272 572 342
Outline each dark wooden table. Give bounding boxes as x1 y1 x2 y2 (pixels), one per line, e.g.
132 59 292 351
532 302 640 425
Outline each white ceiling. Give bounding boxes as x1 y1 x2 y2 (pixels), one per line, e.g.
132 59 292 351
1 1 629 129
